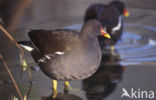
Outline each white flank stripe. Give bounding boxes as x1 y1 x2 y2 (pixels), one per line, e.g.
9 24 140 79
45 55 51 59
55 51 65 55
20 45 34 52
38 59 45 63
112 16 122 32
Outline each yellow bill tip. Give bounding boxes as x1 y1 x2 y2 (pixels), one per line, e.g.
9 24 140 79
124 9 130 17
104 33 111 39
100 26 111 39
124 12 129 17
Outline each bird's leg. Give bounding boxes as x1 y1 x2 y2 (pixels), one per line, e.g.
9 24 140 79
52 80 58 98
63 81 84 93
111 45 115 55
64 81 69 95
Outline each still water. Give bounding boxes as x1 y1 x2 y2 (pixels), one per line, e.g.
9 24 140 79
0 0 156 100
1 22 155 100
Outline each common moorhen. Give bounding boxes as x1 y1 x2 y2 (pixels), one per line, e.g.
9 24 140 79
18 19 110 98
84 1 129 54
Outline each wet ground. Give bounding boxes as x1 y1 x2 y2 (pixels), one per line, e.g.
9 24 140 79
0 0 156 100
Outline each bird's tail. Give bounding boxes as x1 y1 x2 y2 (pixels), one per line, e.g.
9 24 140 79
18 41 34 52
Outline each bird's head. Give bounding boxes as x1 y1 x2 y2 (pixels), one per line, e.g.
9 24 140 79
109 1 130 17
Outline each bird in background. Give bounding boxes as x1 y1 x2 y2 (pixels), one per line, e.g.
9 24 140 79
84 1 129 55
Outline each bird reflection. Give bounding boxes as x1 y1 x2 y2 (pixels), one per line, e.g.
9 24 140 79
82 52 124 100
41 93 82 100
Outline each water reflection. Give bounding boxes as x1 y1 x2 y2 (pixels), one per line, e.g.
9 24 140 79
82 52 124 100
41 93 82 100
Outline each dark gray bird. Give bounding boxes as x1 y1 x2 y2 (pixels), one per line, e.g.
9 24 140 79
18 19 110 98
84 1 129 54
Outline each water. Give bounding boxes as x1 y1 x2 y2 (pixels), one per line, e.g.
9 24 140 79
64 23 156 65
0 0 156 100
1 21 156 100
33 23 156 100
22 23 156 100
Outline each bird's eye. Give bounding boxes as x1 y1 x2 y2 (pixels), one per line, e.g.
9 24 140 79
100 25 107 31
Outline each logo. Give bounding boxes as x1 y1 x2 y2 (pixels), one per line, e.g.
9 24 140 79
121 88 155 99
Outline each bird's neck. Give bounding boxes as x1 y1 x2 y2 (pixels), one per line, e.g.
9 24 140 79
80 27 96 42
112 16 122 32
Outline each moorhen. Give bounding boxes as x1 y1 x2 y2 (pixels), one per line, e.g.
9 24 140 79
18 19 111 98
84 1 129 54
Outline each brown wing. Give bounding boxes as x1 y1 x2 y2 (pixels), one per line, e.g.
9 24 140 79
28 29 79 54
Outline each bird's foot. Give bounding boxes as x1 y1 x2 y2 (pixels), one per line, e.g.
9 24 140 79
52 80 58 98
52 89 58 98
64 81 84 94
110 45 115 55
64 81 69 95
